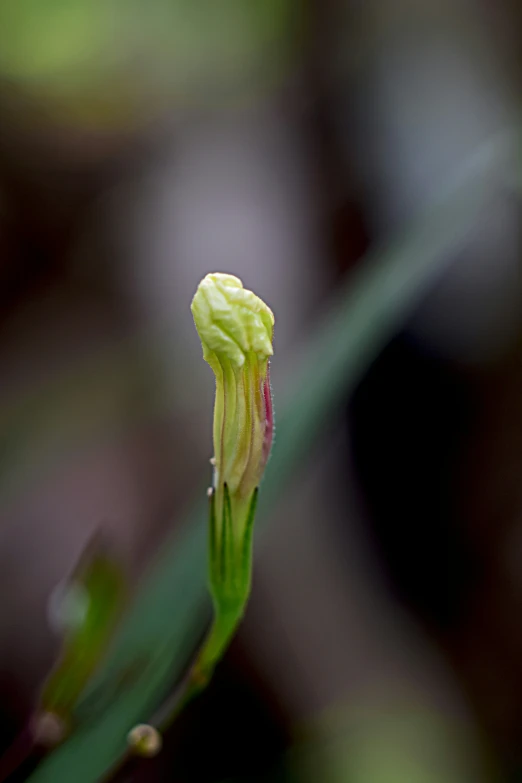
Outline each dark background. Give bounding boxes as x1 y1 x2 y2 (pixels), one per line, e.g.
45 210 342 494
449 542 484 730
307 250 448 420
1 1 522 781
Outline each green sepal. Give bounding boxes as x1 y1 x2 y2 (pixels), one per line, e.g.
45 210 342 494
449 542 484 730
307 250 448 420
208 485 259 616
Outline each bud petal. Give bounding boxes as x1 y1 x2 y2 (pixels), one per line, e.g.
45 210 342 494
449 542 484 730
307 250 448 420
191 273 274 496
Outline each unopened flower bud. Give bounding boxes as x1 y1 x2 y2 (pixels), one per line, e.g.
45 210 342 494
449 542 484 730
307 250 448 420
191 273 274 612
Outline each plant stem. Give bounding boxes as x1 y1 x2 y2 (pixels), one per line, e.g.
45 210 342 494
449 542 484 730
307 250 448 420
154 606 243 732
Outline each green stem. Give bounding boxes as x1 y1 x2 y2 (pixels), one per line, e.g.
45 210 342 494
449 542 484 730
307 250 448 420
194 606 243 679
155 605 242 732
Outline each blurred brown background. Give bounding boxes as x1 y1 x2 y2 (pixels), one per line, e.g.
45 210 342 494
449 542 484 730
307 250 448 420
1 1 522 781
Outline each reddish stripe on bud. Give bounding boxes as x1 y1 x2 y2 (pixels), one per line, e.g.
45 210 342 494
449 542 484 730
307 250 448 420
261 365 274 469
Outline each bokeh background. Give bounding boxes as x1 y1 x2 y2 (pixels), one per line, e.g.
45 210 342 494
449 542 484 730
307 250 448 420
0 1 522 781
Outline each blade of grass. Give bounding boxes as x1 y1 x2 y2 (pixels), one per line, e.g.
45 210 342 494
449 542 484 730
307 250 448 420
27 135 511 782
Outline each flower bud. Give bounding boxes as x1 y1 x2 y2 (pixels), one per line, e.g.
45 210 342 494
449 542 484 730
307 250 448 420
191 273 274 611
